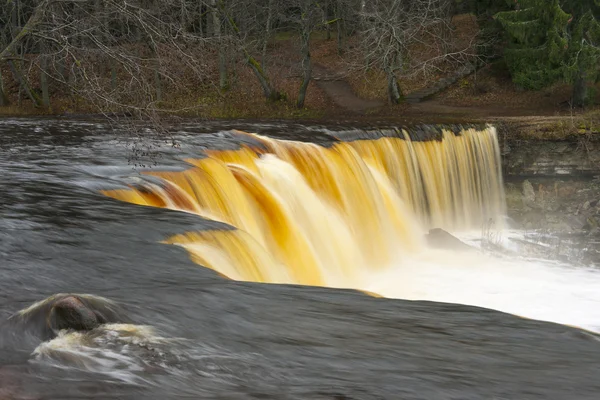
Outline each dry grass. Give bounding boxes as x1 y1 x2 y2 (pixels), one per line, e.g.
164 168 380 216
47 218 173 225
494 109 600 142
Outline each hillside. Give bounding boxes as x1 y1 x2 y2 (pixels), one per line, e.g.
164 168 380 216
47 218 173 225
1 13 599 124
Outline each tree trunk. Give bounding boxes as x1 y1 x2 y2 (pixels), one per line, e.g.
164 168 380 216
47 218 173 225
111 61 117 90
212 0 228 91
247 53 280 101
386 70 403 104
325 0 331 40
40 54 51 108
199 3 206 36
39 39 50 108
149 43 162 103
224 12 279 101
261 0 275 71
336 0 344 55
8 60 42 107
297 30 312 108
572 68 587 108
0 68 9 106
0 0 47 62
180 0 188 32
359 0 367 29
154 67 162 103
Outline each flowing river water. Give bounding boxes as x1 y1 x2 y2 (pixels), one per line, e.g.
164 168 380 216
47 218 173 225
1 118 599 399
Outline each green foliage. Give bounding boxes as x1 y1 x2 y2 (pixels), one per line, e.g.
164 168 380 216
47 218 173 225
468 0 511 57
586 85 598 106
469 0 510 20
495 0 600 91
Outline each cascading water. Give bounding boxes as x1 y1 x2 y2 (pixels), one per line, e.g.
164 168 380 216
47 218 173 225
102 126 506 290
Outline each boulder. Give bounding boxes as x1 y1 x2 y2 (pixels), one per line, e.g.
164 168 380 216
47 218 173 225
425 228 474 252
47 296 106 333
522 180 536 209
8 293 129 341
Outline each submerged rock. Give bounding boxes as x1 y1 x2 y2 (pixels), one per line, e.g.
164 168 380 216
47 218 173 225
425 228 474 252
8 294 130 341
47 296 105 333
522 180 536 209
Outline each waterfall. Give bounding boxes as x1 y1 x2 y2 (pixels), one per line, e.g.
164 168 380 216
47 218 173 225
102 125 505 289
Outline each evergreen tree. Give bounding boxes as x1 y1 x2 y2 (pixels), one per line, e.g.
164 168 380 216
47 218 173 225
495 0 600 106
469 0 512 58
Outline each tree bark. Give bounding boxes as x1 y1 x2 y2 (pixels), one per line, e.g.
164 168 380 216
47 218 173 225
148 42 162 102
297 29 311 108
180 0 188 32
225 13 279 101
386 70 403 104
336 0 344 55
40 53 51 108
199 3 206 36
572 68 587 108
39 37 51 108
246 53 280 101
154 66 162 102
261 0 275 71
325 0 331 40
212 0 228 91
8 60 42 107
0 68 9 106
0 0 48 62
111 62 117 90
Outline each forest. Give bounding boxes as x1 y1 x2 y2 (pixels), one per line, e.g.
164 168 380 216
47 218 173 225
0 0 599 119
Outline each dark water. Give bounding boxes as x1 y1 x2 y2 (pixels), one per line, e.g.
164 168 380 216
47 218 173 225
1 118 599 399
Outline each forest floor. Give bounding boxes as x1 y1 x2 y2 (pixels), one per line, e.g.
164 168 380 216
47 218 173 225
1 13 599 129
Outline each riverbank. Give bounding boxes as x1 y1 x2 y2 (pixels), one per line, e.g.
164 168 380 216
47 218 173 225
3 102 599 128
2 11 599 124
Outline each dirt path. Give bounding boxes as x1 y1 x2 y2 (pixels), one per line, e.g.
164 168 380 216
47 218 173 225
310 63 581 122
312 64 384 114
310 64 511 119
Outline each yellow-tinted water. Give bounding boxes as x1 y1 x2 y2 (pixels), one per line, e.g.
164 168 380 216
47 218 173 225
102 126 505 288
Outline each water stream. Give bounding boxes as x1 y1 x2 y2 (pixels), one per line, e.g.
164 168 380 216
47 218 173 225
1 118 599 399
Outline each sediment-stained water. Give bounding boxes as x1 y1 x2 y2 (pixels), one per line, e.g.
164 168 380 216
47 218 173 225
102 127 505 287
1 118 600 399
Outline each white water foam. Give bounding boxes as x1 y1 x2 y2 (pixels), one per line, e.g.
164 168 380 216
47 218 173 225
31 324 166 384
366 230 600 333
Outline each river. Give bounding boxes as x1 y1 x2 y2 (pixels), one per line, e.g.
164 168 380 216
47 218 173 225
1 118 599 399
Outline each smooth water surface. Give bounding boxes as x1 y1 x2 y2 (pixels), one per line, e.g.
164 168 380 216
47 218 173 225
1 118 599 399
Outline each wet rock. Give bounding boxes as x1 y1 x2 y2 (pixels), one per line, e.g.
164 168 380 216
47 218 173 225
566 215 586 231
588 227 600 237
48 296 105 333
547 221 574 232
425 228 473 252
585 216 599 230
522 180 536 209
506 178 600 237
7 294 129 341
0 366 39 400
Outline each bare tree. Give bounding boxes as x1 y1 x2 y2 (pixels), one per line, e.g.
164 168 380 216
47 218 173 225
211 0 228 91
220 0 283 101
282 0 325 108
0 0 215 114
357 0 477 103
0 0 480 123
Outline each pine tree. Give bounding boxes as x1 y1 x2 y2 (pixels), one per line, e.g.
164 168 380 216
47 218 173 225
469 0 512 57
495 0 600 106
